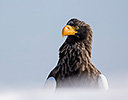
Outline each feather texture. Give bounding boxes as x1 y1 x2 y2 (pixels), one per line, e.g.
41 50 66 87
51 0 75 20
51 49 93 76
47 18 106 89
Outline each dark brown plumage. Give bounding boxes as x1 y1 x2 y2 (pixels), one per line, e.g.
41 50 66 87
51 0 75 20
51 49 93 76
47 18 101 88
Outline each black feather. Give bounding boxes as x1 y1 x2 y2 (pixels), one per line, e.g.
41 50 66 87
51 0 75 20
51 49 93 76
47 18 101 89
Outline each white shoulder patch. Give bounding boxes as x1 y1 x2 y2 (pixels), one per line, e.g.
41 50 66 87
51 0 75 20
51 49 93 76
43 77 56 92
98 74 109 91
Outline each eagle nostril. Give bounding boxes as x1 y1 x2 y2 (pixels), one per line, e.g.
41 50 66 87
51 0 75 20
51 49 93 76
67 26 70 30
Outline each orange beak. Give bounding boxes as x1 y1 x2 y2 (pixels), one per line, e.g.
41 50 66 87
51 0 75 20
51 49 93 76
62 25 78 38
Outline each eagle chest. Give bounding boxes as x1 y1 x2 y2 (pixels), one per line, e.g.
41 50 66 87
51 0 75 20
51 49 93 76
54 43 99 88
60 43 89 72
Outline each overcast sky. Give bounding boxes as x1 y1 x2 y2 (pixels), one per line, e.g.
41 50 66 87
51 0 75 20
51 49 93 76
0 0 128 89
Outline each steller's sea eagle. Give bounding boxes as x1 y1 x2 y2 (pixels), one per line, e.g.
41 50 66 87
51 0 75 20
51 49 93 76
44 18 109 91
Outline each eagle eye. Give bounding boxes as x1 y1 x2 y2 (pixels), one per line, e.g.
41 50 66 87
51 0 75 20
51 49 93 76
75 26 79 30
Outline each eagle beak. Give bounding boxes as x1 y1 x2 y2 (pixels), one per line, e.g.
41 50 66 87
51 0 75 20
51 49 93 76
62 25 78 38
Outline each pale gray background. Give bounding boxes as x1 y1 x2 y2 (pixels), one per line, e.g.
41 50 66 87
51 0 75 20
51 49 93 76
0 0 128 89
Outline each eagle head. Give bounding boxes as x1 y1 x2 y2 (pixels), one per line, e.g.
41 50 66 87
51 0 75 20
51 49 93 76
62 18 93 43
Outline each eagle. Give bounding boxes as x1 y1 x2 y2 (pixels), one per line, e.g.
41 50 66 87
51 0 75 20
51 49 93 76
44 18 109 91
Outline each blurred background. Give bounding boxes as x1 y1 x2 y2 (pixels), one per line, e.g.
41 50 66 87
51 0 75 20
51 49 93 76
0 0 128 91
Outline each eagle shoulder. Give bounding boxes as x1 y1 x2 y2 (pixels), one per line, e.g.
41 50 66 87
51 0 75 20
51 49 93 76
98 74 109 90
44 77 56 92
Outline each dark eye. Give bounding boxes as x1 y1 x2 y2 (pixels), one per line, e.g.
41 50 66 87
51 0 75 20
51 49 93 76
75 26 79 30
67 21 74 26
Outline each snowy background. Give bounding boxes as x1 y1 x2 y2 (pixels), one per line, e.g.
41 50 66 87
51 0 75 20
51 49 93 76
0 0 128 99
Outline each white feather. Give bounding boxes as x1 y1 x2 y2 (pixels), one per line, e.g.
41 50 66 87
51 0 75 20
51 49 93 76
44 74 109 91
43 77 56 92
98 74 109 91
